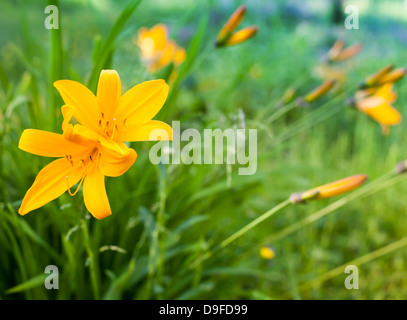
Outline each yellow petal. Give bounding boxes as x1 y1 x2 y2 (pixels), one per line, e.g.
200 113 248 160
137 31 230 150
83 160 111 219
375 83 397 103
54 80 99 132
96 70 121 122
61 105 75 131
116 79 169 129
19 158 83 215
364 103 401 125
158 40 176 69
63 123 99 147
173 46 186 66
99 138 138 177
119 120 172 142
149 24 169 52
19 129 89 158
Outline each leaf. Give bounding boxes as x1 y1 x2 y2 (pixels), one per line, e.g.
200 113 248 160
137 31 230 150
87 0 143 91
5 273 47 294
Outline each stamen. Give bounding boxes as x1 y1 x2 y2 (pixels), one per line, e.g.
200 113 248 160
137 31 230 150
110 118 117 140
66 175 85 197
123 118 127 126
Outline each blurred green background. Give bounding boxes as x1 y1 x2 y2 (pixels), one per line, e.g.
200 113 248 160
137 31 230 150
1 0 407 299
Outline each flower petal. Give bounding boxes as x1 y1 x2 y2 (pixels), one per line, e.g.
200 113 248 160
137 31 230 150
83 160 111 219
96 70 121 121
365 103 401 125
99 138 137 177
116 79 169 130
119 120 173 142
54 80 99 132
19 129 89 158
19 158 83 215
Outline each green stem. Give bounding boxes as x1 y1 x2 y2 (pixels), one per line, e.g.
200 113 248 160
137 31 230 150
298 235 407 293
48 0 63 131
265 170 397 244
189 199 291 269
82 219 100 299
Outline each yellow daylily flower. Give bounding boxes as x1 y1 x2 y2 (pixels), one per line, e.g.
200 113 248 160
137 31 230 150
290 174 368 204
355 83 401 135
18 70 173 219
136 24 186 73
215 5 258 48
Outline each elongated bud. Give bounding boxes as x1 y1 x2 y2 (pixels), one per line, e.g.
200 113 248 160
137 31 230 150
215 5 246 47
332 43 362 62
326 39 345 62
303 79 336 103
278 87 296 107
376 68 407 86
290 174 368 204
395 159 407 174
359 65 394 89
223 26 258 47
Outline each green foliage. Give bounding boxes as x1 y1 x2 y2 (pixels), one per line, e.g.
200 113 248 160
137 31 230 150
1 0 407 300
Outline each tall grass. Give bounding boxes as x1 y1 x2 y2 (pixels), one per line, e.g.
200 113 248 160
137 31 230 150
1 0 407 300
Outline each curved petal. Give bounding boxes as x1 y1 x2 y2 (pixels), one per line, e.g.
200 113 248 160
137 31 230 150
83 160 111 219
366 104 401 125
149 24 169 51
19 129 90 158
120 120 172 142
96 70 121 121
19 158 83 215
63 124 99 147
99 138 137 177
116 80 169 130
54 80 99 132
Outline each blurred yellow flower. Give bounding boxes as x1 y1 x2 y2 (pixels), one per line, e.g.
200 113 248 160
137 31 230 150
355 83 401 135
136 24 186 73
215 5 258 48
290 174 368 204
18 70 172 219
260 246 275 260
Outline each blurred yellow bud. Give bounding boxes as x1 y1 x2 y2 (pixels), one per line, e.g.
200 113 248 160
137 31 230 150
224 26 258 47
260 247 275 260
376 68 407 86
333 43 363 62
362 65 394 88
326 40 362 63
215 5 257 48
303 79 336 103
